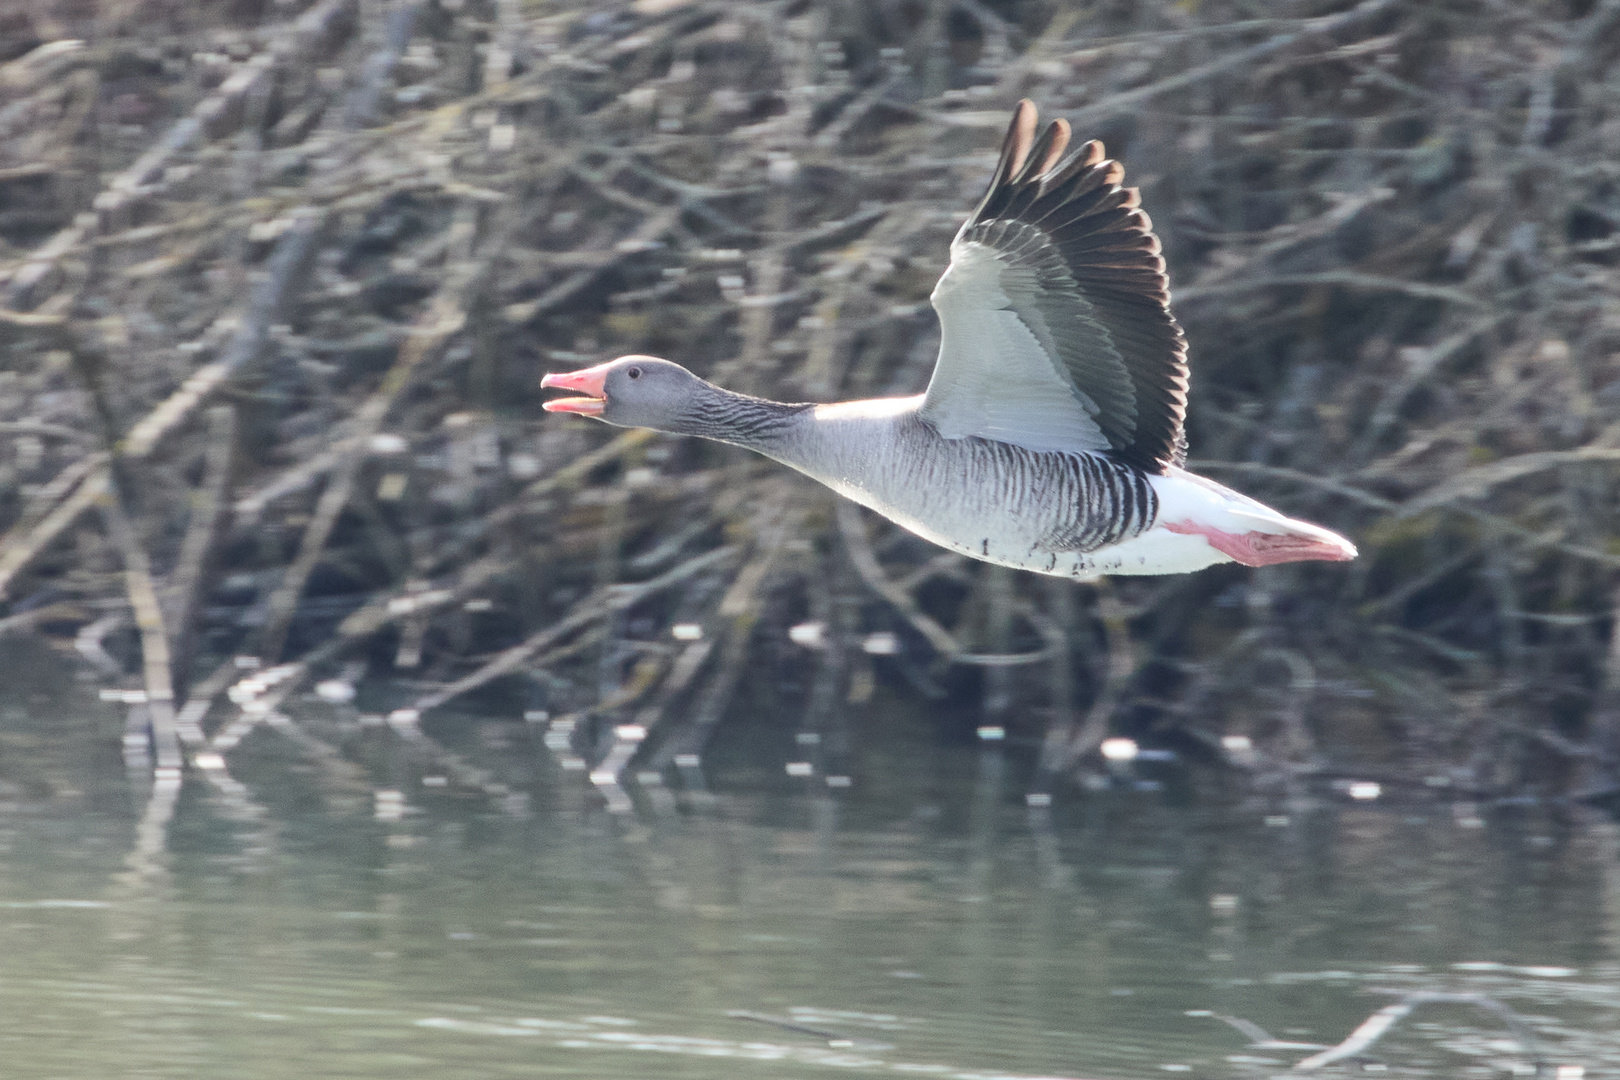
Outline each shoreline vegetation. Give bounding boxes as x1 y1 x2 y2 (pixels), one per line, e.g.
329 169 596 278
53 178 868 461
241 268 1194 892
2 0 1619 808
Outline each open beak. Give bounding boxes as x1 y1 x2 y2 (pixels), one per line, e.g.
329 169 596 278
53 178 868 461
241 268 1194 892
540 363 610 416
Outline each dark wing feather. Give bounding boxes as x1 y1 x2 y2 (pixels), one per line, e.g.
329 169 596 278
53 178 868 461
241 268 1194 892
930 100 1190 473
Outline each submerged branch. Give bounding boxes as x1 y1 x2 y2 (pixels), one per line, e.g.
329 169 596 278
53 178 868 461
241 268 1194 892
1288 992 1548 1074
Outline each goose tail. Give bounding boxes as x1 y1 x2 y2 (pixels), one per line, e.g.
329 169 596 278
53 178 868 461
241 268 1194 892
1150 468 1357 568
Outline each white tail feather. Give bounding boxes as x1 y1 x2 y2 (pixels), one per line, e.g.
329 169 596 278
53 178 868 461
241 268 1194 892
1150 468 1356 568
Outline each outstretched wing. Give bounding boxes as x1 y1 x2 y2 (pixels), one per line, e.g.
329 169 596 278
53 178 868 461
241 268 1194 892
919 100 1189 473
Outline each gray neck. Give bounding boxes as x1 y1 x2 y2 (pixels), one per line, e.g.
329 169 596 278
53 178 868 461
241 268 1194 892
669 384 812 452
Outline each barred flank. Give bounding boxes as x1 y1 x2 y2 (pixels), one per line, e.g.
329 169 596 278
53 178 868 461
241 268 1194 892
897 418 1158 556
1007 442 1156 553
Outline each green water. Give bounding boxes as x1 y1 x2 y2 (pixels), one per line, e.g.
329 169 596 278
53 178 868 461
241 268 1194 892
0 640 1617 1079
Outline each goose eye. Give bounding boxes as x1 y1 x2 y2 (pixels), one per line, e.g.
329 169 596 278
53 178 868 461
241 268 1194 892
626 366 642 380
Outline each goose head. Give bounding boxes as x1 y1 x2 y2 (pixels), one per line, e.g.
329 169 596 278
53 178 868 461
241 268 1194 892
541 355 705 430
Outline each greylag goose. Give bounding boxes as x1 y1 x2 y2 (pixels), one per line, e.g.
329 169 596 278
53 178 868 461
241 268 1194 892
542 101 1355 580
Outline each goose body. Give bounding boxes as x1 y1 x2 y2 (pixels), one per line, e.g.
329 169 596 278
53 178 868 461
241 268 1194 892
543 102 1355 581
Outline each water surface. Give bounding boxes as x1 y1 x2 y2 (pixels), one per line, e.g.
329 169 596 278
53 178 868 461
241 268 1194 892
1 640 1616 1079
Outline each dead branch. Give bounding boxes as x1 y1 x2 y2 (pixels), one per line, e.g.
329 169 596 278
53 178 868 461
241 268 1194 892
255 208 484 662
0 465 108 599
1058 0 1404 130
121 210 325 461
164 406 236 674
100 495 181 774
1 0 353 310
408 544 739 715
837 501 961 657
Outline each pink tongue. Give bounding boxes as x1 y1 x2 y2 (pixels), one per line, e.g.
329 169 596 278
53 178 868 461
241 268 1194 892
542 397 604 415
1163 521 1354 567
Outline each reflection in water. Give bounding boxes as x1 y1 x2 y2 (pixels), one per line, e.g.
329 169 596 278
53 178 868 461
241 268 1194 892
0 637 1617 1079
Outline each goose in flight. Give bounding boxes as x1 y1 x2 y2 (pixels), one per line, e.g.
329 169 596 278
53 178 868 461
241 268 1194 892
542 101 1355 580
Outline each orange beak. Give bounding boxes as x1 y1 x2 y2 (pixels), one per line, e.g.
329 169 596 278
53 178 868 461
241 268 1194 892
540 363 610 416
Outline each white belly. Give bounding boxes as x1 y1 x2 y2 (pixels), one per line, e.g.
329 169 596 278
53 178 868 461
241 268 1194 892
876 500 1230 580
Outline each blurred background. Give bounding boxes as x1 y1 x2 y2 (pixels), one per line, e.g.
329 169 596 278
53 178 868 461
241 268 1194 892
1 0 1620 1075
